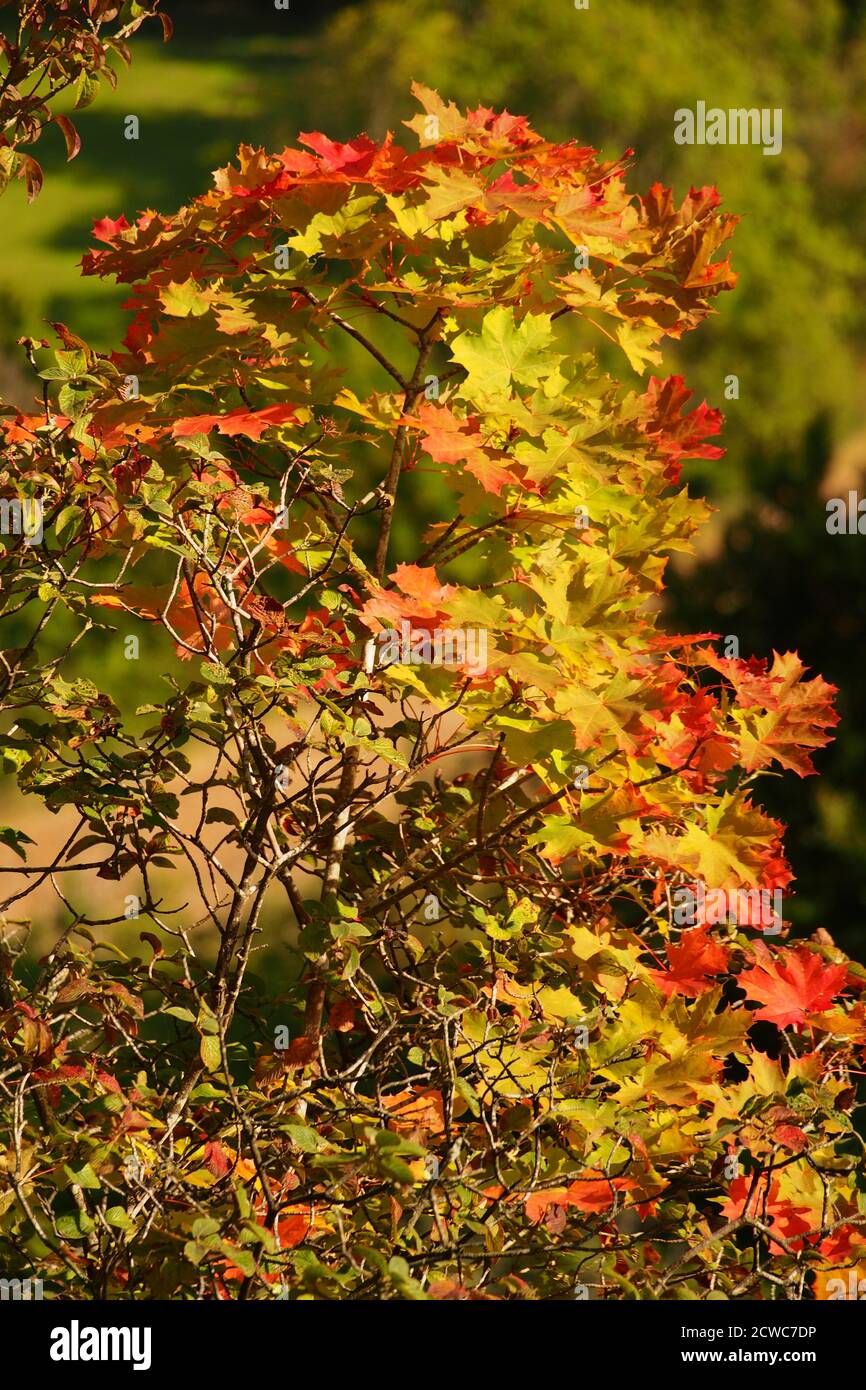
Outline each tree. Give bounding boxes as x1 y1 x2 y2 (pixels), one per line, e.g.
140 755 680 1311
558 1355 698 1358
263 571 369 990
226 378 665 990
0 86 863 1300
0 0 170 201
299 0 866 462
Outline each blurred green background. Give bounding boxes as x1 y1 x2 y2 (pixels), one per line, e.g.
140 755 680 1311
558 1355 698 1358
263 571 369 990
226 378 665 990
1 0 865 951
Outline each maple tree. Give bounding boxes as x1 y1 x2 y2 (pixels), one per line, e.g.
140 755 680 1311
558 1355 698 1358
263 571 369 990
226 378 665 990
0 0 170 201
0 85 864 1300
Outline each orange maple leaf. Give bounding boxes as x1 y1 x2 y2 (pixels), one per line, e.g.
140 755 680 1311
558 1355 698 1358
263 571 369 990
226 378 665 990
718 1175 814 1253
170 403 299 440
383 1087 446 1137
360 563 456 633
739 945 848 1029
525 1172 637 1225
648 927 729 998
411 401 516 495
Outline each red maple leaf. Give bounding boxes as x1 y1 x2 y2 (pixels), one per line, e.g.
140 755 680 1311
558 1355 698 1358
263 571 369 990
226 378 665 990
818 1224 866 1265
638 374 724 483
718 1175 814 1253
565 1173 639 1212
170 404 299 440
525 1172 636 1225
92 214 130 244
739 946 848 1029
649 927 729 997
696 649 838 777
298 131 379 177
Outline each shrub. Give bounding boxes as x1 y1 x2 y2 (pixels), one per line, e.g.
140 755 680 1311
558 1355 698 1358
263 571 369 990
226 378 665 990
0 0 170 201
0 86 863 1300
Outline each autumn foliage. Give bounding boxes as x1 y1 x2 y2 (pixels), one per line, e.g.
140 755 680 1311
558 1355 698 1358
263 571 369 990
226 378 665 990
0 86 864 1300
0 0 170 201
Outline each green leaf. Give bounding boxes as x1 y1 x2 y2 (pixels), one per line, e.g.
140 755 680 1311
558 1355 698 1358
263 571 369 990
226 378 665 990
387 1255 427 1300
196 1001 219 1035
56 1211 95 1240
451 306 561 395
105 1206 135 1231
192 1217 221 1240
219 1241 255 1276
55 504 83 540
279 1122 323 1153
377 1154 415 1184
189 1083 226 1101
200 661 233 686
74 70 101 110
64 1162 101 1190
164 1005 196 1023
0 826 35 861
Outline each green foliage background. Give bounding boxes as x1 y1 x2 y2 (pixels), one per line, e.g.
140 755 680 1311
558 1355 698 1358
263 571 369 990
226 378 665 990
1 0 865 950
